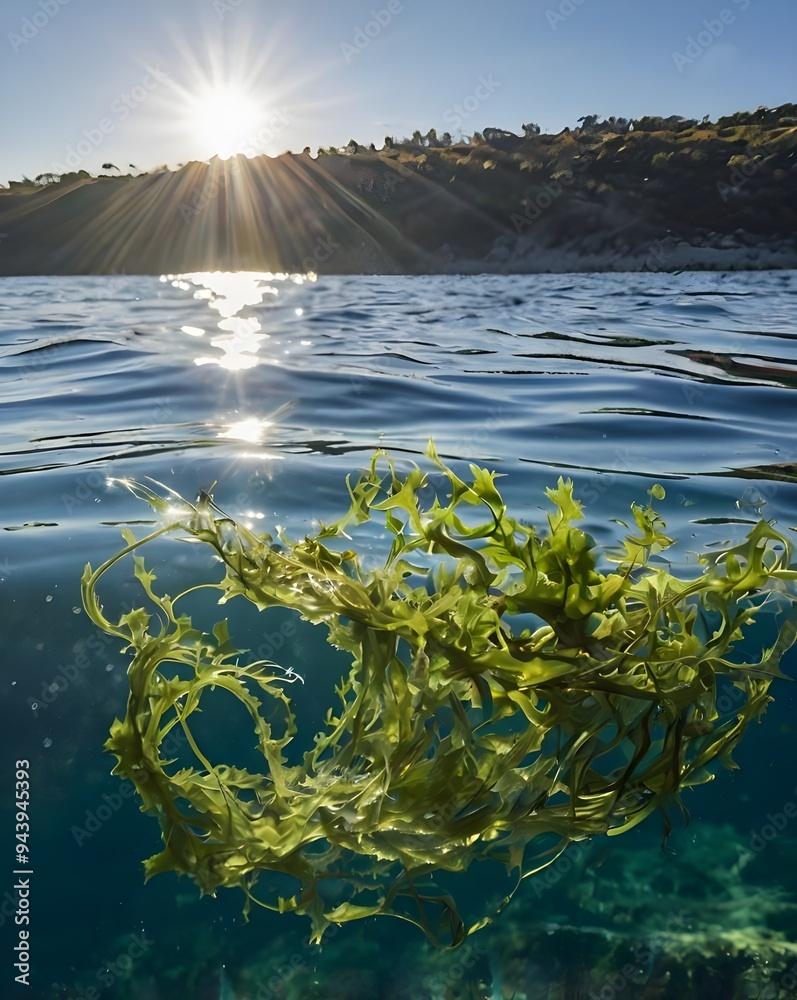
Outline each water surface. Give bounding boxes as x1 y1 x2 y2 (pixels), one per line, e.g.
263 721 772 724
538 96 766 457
2 270 797 998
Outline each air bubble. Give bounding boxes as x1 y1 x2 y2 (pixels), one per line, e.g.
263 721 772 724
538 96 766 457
43 738 52 748
72 607 81 615
45 595 53 603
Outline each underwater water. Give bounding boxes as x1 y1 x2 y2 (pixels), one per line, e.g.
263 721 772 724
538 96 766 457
1 269 797 999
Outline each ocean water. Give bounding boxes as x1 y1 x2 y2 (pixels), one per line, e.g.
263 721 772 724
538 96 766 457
2 270 797 999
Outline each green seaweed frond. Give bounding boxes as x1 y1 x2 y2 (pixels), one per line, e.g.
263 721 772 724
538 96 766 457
81 447 797 947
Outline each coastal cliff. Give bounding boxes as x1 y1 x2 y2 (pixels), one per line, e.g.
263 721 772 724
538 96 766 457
1 104 795 275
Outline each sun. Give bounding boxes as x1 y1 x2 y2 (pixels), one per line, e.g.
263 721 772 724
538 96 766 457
187 83 264 160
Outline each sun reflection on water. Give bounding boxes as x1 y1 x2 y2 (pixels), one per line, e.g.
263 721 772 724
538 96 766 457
161 273 303 491
220 418 273 443
162 270 312 371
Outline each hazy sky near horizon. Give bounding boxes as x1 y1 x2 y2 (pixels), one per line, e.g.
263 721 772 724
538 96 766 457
1 0 795 182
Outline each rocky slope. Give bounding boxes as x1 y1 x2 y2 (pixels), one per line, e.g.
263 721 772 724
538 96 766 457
1 104 795 275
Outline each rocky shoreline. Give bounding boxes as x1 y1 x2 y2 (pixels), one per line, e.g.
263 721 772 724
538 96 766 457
439 229 797 274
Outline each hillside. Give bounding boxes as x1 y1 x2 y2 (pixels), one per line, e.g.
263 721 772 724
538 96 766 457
1 104 795 275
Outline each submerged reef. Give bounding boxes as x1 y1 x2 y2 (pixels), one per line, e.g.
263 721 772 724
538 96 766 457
82 445 797 952
56 820 797 1000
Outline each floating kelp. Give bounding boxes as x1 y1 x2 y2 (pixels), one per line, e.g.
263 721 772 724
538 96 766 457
81 444 797 947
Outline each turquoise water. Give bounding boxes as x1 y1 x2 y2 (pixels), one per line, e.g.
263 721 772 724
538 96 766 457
2 270 797 998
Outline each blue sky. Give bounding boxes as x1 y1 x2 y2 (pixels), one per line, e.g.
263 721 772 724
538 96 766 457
1 0 795 182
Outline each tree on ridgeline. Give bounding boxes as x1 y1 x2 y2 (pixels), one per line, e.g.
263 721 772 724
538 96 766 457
102 163 119 172
484 127 520 143
522 122 541 136
346 139 359 154
632 115 696 133
577 114 600 131
597 116 631 135
716 104 795 128
425 127 438 147
440 131 452 147
384 136 393 148
411 129 424 146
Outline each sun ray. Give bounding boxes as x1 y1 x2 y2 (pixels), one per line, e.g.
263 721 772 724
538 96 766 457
186 83 265 160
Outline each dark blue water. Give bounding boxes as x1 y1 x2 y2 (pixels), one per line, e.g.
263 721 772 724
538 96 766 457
2 271 797 999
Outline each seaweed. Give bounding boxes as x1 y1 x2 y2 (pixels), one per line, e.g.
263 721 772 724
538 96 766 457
81 444 797 947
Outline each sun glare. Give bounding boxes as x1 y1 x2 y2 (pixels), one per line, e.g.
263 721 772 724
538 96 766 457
188 84 264 160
